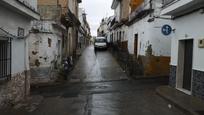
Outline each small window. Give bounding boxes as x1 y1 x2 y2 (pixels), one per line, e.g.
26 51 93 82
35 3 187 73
48 38 52 47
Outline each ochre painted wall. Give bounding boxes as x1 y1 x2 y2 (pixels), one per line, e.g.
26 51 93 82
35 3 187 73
130 0 144 12
139 56 170 77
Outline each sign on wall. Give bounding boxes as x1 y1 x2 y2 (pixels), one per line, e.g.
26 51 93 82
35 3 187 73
18 27 25 38
161 24 172 36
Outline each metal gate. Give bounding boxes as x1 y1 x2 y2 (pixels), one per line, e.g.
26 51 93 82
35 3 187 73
0 39 11 81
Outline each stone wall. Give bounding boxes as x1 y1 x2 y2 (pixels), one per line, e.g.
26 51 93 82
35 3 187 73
169 65 176 88
0 71 30 107
192 70 204 100
30 67 58 85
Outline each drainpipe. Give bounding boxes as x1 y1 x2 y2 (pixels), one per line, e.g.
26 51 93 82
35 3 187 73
24 35 29 99
149 0 153 9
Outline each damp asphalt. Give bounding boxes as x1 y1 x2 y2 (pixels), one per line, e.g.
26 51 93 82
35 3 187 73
1 46 187 115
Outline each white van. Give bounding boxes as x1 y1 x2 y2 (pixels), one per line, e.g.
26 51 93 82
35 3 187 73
94 37 107 50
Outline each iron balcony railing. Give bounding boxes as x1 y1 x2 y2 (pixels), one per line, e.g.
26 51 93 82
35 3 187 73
129 1 151 21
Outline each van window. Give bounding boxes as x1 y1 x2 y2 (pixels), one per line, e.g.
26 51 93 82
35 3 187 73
95 39 106 42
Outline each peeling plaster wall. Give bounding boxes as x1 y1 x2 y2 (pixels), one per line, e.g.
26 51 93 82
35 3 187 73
28 21 62 82
127 15 172 57
29 33 59 67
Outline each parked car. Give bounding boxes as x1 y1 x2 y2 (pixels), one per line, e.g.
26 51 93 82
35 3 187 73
94 37 107 50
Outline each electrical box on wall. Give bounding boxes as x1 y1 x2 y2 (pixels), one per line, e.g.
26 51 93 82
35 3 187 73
198 39 204 48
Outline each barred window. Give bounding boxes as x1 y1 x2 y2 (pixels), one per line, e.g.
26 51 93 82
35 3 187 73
0 39 11 81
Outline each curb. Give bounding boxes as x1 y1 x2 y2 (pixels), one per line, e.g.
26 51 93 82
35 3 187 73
156 86 198 115
31 82 66 90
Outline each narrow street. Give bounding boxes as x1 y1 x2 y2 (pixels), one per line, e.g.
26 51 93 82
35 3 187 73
1 46 186 115
1 0 204 115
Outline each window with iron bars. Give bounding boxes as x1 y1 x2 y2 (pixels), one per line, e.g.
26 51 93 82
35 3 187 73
0 39 11 81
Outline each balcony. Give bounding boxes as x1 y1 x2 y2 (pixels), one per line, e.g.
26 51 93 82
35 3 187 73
0 0 40 20
130 0 144 12
127 1 153 26
161 0 204 17
61 9 81 28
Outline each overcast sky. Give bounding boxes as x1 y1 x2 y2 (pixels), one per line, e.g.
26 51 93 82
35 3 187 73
79 0 114 36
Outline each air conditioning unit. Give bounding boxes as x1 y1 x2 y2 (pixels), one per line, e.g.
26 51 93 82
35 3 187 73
198 39 204 48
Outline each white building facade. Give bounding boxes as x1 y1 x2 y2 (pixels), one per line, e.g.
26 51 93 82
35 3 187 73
0 0 39 107
127 0 172 76
78 8 91 50
110 0 129 50
162 0 204 99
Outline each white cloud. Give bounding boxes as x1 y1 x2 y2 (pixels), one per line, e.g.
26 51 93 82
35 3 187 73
79 0 114 36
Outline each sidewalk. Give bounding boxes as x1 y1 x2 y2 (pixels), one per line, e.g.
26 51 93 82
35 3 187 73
0 95 44 114
156 86 204 115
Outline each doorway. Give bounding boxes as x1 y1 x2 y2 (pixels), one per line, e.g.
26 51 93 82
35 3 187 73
177 39 193 93
134 34 138 56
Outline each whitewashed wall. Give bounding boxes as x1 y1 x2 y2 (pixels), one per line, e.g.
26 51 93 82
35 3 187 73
121 25 128 41
19 0 37 10
29 21 62 68
115 3 121 22
128 15 172 57
28 33 60 67
0 6 31 74
170 11 204 72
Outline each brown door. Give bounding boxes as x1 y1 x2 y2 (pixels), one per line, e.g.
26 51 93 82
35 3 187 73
183 39 193 91
134 34 138 55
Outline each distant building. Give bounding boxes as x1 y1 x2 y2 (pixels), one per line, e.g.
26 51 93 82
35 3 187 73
161 0 204 99
78 8 91 51
97 18 109 37
0 0 40 107
66 0 82 57
110 0 129 50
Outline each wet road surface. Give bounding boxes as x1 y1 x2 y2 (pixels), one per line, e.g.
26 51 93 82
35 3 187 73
2 46 186 115
70 46 127 82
